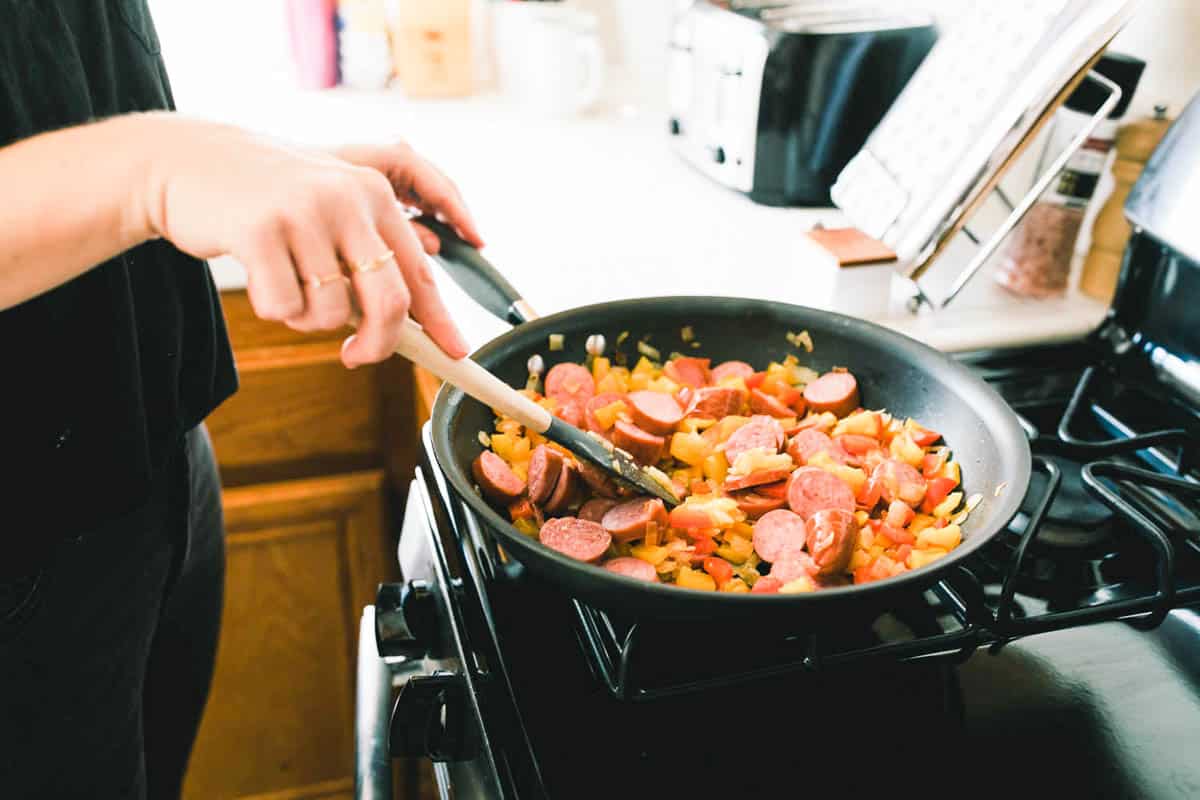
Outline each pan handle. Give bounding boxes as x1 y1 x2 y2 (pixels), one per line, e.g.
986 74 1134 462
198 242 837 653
419 217 538 325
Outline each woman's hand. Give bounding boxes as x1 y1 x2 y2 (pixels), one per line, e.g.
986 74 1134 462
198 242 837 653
143 116 476 366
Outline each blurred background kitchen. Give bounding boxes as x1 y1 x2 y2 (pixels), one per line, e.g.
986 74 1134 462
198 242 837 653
155 2 1200 798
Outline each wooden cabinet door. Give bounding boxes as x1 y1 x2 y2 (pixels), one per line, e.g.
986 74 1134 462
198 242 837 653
183 471 392 800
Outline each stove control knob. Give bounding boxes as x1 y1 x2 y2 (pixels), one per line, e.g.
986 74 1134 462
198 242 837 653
375 580 435 659
389 672 479 762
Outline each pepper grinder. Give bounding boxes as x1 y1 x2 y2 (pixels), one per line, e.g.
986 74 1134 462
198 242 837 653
1078 104 1173 302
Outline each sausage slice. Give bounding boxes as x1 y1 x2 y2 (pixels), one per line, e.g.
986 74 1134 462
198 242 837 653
626 390 684 435
806 508 858 576
472 451 525 503
711 360 755 383
577 459 620 498
768 552 818 585
724 468 793 492
748 388 794 419
803 371 860 418
584 392 625 434
527 444 564 505
663 357 712 388
543 461 579 516
579 497 619 523
786 466 856 520
611 420 666 465
539 517 612 563
722 415 785 465
603 557 659 582
752 508 808 563
730 490 788 519
685 386 746 419
601 497 669 542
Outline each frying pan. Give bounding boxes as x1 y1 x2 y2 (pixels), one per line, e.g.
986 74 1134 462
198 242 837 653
423 222 1030 622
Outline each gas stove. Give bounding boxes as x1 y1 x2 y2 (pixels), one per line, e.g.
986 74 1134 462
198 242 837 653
355 97 1200 800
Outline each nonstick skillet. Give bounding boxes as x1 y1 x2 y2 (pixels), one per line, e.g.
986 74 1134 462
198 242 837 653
422 221 1030 623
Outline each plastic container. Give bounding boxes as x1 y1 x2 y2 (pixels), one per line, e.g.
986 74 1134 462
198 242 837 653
286 0 339 89
995 52 1145 297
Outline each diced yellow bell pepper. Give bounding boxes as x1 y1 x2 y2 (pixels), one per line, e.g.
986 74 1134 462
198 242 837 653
593 400 627 431
917 523 962 550
780 576 816 593
730 521 755 539
909 514 936 535
800 412 837 433
807 452 867 495
716 375 748 393
890 430 924 468
676 566 717 591
857 526 874 549
907 548 949 569
720 578 750 593
509 459 529 482
632 356 659 377
932 491 963 518
832 410 880 438
702 452 729 484
631 544 670 565
596 369 630 396
670 432 714 467
591 356 610 383
848 549 872 570
939 460 961 484
853 509 870 527
489 433 516 462
705 415 751 444
512 518 539 537
649 376 681 395
715 533 754 565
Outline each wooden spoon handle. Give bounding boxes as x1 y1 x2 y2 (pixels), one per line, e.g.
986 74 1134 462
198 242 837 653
390 316 553 434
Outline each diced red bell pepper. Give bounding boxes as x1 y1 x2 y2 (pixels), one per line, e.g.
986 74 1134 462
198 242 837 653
689 479 711 495
745 371 767 390
691 534 718 555
702 557 734 586
935 517 949 529
894 544 913 564
857 477 882 509
922 451 948 478
790 396 808 416
921 476 958 514
879 523 915 545
669 506 716 529
910 424 942 447
775 385 802 406
839 434 880 455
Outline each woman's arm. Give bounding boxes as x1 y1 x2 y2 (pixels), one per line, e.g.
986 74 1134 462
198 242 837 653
0 112 474 363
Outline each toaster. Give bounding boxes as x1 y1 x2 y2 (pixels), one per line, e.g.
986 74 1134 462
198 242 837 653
667 1 937 207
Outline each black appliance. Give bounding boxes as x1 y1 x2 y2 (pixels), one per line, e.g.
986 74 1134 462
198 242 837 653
355 92 1200 799
666 1 936 207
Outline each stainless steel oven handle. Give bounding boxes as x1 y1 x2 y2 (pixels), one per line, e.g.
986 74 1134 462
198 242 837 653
355 606 400 800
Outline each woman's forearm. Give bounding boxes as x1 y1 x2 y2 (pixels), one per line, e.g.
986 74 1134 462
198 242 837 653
0 114 157 309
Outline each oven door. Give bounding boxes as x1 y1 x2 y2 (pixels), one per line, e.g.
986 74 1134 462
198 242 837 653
354 477 504 799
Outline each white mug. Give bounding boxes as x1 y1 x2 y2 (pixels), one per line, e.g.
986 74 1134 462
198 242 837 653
493 5 605 117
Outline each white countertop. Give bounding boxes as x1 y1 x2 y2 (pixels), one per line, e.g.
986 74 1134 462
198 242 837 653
200 85 1109 354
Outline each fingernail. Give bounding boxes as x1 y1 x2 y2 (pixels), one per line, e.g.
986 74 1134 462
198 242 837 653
341 335 359 369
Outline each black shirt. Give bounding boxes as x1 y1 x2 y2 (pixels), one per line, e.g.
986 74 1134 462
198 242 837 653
0 1 238 552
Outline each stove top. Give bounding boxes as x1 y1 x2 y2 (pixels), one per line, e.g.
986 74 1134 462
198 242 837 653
384 334 1200 799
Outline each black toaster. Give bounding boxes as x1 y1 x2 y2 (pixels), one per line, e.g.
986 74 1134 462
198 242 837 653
668 1 937 207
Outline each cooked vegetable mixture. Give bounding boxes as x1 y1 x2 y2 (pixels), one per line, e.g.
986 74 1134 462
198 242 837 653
470 348 973 593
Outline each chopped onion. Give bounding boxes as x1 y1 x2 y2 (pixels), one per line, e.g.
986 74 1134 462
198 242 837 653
477 431 491 447
690 341 703 349
668 351 686 362
548 333 564 351
680 325 695 342
616 330 630 347
637 341 662 361
642 465 679 499
786 330 814 353
995 481 1009 497
951 493 983 526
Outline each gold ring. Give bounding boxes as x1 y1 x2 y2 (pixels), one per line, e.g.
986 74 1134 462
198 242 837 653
307 272 345 290
350 250 395 275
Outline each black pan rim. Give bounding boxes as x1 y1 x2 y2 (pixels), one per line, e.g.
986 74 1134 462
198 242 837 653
431 296 1032 607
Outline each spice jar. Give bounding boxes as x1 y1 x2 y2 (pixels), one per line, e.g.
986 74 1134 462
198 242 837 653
995 52 1144 297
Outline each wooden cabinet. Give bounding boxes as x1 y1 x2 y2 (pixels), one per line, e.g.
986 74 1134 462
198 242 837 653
183 291 417 800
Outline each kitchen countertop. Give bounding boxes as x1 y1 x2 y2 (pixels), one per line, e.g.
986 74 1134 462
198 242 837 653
198 85 1110 354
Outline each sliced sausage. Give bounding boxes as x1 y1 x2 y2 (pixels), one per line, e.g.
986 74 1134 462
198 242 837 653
731 490 787 519
724 468 793 492
663 357 712 388
712 360 755 383
539 517 612 563
786 466 856 520
626 390 684 435
685 386 746 419
554 401 585 428
601 497 668 542
543 461 579 516
577 459 620 498
787 429 837 464
722 415 785 465
769 552 818 585
603 557 659 582
872 458 928 506
584 392 625 434
545 362 596 404
527 444 564 505
472 451 525 503
806 508 858 576
803 371 860 418
749 388 794 419
752 508 809 562
611 420 666 465
579 497 619 523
